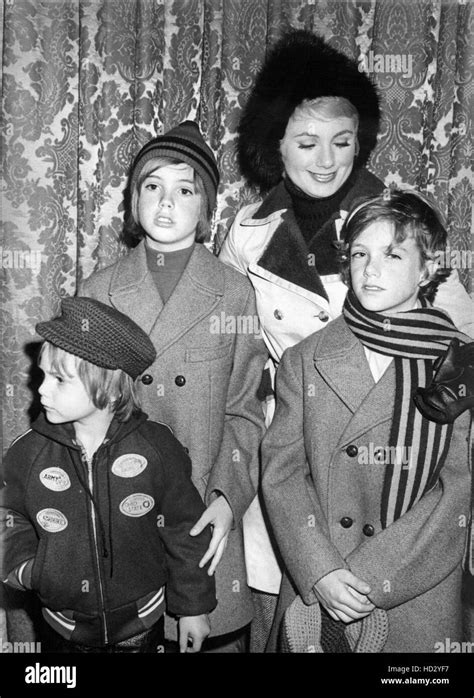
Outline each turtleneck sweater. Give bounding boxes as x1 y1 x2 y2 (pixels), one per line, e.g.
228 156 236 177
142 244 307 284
284 170 357 275
145 242 194 304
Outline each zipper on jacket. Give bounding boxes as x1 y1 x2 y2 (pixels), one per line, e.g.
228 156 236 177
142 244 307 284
85 451 109 645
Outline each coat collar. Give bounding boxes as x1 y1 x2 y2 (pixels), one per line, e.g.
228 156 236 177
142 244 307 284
108 241 224 358
250 182 329 300
251 168 383 222
313 316 395 441
259 207 329 301
248 169 384 301
252 181 292 220
32 411 148 448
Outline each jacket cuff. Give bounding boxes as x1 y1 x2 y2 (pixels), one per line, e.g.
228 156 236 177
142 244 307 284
4 558 35 591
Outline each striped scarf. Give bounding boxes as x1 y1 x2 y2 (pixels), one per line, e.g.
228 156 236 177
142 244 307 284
343 290 467 528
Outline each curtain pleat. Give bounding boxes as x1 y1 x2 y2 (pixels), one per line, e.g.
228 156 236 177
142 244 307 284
1 0 472 453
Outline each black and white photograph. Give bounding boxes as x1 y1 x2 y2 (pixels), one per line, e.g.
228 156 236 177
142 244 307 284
0 0 472 693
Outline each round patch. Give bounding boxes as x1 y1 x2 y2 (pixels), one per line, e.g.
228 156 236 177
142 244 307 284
36 508 68 532
119 493 155 518
111 454 148 478
39 467 71 492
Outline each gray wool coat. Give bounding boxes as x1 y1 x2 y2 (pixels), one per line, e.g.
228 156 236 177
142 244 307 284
81 241 268 637
262 315 471 653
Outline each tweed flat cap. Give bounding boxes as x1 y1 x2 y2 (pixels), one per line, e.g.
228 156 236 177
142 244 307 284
36 297 156 379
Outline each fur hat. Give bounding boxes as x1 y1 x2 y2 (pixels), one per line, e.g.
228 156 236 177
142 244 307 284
281 595 389 653
238 29 381 191
36 297 156 380
129 121 219 211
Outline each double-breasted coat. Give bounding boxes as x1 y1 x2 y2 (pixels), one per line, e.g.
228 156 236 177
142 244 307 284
81 241 268 637
262 316 472 652
219 171 474 595
220 175 474 365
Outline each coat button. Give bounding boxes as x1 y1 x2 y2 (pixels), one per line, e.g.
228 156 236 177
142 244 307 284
318 311 329 322
363 524 375 537
346 444 358 457
175 375 186 387
340 517 353 528
273 309 284 320
141 374 153 385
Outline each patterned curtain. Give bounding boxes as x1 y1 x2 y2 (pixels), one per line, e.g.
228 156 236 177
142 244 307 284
2 0 472 457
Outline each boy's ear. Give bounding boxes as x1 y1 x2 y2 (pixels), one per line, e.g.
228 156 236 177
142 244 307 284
418 258 439 287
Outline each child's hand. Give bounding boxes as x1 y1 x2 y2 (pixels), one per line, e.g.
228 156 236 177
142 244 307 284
189 495 233 575
314 569 375 623
178 614 210 653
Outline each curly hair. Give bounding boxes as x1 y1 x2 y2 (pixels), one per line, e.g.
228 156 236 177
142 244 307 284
339 189 451 303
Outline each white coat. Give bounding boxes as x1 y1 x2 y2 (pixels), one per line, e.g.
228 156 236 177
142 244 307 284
219 174 474 594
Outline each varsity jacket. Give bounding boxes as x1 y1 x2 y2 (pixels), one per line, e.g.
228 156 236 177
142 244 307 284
0 411 216 647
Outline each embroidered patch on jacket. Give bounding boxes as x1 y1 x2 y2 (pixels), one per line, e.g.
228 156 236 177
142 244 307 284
39 467 71 492
36 509 68 532
111 454 148 478
119 493 155 518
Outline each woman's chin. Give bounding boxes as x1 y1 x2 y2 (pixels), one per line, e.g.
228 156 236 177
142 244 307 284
304 181 340 198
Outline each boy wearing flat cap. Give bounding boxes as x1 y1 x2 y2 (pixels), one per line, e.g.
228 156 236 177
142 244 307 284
0 297 216 653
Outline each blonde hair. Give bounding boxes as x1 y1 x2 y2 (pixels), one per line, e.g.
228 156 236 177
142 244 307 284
289 97 360 155
296 96 359 126
39 342 142 422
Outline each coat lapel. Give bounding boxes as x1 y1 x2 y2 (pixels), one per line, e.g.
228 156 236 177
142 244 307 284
252 171 384 302
108 241 163 335
258 209 329 301
314 317 395 440
250 182 328 301
148 244 224 358
108 242 224 358
339 366 395 445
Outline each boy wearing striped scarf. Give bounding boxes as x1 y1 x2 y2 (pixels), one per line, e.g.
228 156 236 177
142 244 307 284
262 190 472 652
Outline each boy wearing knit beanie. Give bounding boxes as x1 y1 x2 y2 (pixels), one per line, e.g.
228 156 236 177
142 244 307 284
0 297 216 653
81 122 268 651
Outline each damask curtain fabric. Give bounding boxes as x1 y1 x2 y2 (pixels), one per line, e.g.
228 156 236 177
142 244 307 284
1 0 473 456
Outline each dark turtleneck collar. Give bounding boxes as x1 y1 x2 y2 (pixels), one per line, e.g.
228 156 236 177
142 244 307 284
255 167 385 294
283 169 359 275
284 169 357 241
145 242 194 304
